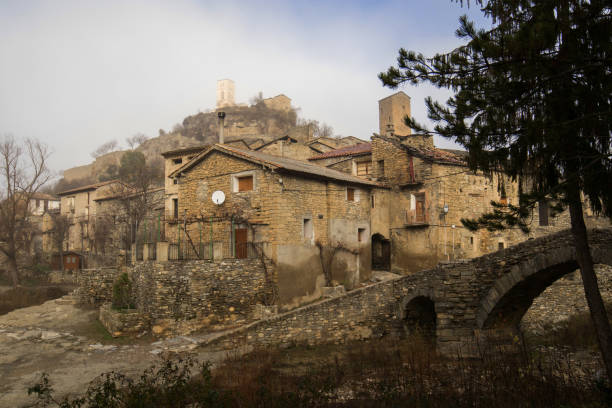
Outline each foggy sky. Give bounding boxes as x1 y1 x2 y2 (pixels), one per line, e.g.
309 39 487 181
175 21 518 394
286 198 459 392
0 0 490 176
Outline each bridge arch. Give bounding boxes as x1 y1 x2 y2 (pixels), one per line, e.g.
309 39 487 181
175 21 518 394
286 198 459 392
477 242 612 330
398 290 437 339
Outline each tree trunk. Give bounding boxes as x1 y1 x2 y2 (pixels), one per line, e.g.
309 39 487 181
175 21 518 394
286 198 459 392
568 195 612 383
7 255 19 287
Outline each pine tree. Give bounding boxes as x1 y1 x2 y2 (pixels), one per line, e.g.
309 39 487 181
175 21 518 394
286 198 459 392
380 0 612 381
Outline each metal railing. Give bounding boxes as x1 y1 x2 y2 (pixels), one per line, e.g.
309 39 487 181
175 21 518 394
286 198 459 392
167 241 262 260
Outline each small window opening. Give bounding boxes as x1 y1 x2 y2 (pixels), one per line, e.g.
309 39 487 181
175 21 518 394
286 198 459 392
173 179 178 185
358 228 365 243
172 198 179 219
378 160 385 176
371 194 375 208
470 236 474 245
173 158 182 165
498 242 504 250
303 218 313 242
347 187 355 202
237 175 254 192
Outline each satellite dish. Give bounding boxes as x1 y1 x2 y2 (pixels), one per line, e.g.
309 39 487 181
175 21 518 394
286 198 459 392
211 190 225 205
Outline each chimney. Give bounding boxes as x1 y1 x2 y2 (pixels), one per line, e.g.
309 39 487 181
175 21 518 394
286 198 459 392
217 111 226 144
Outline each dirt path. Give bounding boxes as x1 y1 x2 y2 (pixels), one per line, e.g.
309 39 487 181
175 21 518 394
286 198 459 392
0 296 232 407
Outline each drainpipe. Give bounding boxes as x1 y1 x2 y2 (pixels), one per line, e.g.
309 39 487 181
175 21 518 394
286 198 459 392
217 112 225 144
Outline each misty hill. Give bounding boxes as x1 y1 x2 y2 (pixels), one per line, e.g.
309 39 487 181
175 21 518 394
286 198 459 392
58 96 299 190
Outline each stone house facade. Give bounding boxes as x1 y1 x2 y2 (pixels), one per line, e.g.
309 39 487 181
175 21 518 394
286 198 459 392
311 92 610 274
56 180 125 253
167 144 376 307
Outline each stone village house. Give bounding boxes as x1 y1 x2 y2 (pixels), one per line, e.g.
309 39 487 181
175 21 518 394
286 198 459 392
146 91 610 312
166 144 377 307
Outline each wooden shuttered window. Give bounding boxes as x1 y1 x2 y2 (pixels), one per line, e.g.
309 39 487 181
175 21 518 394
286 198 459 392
356 161 371 176
237 175 253 192
347 187 355 202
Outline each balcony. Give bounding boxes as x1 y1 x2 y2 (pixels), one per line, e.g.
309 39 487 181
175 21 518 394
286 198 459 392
405 208 429 227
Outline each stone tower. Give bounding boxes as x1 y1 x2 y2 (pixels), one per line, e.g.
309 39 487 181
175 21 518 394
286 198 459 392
216 79 235 109
378 91 412 136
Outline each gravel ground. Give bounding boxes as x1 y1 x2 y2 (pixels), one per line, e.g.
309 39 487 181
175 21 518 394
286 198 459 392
0 296 233 407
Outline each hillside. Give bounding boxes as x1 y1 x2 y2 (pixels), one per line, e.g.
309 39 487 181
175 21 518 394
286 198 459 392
58 98 298 189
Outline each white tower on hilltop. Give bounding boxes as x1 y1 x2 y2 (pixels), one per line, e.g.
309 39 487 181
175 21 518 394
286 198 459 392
216 79 235 109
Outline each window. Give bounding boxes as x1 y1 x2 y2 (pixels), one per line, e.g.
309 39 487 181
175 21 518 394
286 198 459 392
237 175 253 192
173 158 182 165
378 160 385 176
498 242 505 250
538 200 549 226
356 161 371 176
172 198 179 219
358 228 365 243
173 179 178 185
371 194 375 208
303 218 314 243
347 187 355 202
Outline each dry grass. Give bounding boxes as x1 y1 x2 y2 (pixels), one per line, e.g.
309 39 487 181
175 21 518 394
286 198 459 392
0 286 68 316
210 336 611 407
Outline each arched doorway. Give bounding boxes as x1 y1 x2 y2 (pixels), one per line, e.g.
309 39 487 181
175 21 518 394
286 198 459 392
372 233 390 270
401 295 437 341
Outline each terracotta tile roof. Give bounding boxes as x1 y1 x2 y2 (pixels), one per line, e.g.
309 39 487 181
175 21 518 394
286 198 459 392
170 144 379 187
309 143 372 160
57 180 122 196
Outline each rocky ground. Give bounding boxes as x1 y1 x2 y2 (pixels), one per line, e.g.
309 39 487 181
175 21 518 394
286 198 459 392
0 295 232 407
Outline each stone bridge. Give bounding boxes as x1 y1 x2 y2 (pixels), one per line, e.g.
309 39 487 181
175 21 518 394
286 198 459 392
204 228 612 353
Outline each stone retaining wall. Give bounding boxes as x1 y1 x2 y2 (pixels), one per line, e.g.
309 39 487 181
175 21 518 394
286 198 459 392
74 267 121 305
203 275 410 350
130 259 271 333
99 303 150 337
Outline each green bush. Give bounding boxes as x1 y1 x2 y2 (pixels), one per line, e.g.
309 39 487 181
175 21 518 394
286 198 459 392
111 273 134 310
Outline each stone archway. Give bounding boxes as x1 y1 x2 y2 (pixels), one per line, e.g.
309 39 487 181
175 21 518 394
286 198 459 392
372 233 390 270
398 292 437 341
477 244 612 330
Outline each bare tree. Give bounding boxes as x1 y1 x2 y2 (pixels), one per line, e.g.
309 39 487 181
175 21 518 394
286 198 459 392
0 136 51 286
296 119 335 139
49 213 70 271
125 133 149 150
315 240 358 287
90 140 119 158
106 153 163 257
249 91 264 106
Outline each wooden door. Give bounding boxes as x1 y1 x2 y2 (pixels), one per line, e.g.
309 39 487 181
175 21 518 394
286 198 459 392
415 199 425 223
235 228 248 259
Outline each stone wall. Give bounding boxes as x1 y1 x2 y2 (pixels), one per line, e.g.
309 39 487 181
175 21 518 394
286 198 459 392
201 228 612 354
131 259 270 328
99 303 149 337
74 267 121 305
